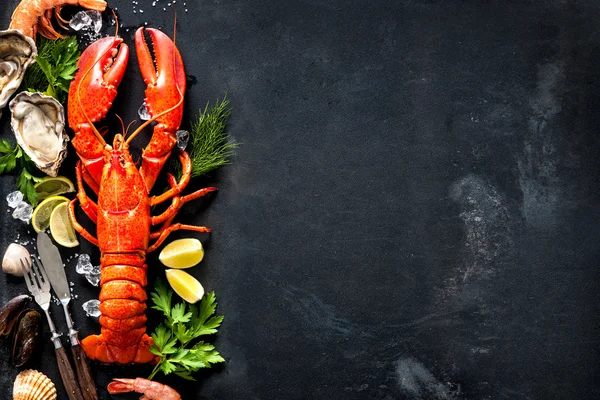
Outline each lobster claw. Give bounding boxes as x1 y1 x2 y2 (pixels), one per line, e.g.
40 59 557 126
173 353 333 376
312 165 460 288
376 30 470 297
68 36 129 129
135 27 186 126
68 36 129 188
135 27 186 191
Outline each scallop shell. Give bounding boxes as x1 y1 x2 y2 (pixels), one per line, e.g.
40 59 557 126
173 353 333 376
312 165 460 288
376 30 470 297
9 91 68 177
12 369 56 400
0 30 37 116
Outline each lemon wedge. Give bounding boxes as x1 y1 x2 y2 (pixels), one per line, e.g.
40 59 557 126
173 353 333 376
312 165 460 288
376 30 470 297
31 195 69 233
165 269 205 303
49 202 79 248
34 176 75 201
159 238 204 269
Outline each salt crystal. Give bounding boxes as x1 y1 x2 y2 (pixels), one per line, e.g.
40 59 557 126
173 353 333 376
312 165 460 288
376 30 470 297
6 191 23 208
82 299 101 317
138 103 150 120
176 130 189 150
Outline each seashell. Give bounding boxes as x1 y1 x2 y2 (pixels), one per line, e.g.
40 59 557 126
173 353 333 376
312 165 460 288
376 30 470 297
12 309 41 367
2 243 31 277
0 294 31 338
12 369 57 400
9 91 68 177
0 30 37 116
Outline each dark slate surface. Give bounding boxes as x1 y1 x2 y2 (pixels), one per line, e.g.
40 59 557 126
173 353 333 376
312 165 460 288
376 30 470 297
1 1 600 399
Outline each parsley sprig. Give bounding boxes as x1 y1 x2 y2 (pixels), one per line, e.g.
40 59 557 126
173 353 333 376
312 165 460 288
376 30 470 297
21 36 80 103
0 140 43 206
149 279 225 381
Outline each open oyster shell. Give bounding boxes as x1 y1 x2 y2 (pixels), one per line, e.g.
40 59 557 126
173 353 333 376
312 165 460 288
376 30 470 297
9 91 68 177
0 30 36 116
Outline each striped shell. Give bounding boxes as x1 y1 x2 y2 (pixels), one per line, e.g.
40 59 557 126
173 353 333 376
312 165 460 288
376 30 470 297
12 370 56 400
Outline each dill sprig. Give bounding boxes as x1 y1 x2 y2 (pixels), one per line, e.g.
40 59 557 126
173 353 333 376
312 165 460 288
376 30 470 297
185 97 238 177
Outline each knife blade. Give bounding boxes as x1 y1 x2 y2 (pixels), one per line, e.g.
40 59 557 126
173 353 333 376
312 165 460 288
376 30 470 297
37 231 99 400
37 232 70 300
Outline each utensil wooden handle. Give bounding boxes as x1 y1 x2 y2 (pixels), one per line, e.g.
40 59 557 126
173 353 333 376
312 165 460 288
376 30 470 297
55 346 84 400
71 344 98 400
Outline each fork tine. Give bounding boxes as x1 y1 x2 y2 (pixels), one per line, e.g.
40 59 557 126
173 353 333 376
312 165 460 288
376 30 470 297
31 257 48 291
32 257 51 291
20 259 36 293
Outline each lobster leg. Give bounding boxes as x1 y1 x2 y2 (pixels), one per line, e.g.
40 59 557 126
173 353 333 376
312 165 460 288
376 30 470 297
148 224 211 253
151 187 217 225
68 200 99 246
135 27 186 192
76 162 98 223
149 151 193 206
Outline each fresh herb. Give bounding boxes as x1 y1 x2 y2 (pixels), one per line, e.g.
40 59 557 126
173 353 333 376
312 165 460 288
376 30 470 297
21 36 81 103
0 140 43 206
148 279 225 381
172 97 238 179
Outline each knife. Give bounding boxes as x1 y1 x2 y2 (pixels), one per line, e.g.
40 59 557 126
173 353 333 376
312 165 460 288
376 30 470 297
37 232 99 400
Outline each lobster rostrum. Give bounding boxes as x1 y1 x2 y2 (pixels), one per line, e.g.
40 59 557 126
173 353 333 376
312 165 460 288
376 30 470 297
67 28 217 364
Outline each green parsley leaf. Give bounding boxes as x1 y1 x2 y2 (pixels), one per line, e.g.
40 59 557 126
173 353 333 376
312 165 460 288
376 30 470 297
148 280 225 381
21 36 81 104
0 142 43 206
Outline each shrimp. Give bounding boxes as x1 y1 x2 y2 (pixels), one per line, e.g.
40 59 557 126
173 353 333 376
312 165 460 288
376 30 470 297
107 378 182 400
9 0 107 40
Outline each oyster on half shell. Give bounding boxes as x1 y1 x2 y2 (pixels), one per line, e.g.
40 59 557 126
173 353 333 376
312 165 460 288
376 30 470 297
9 91 68 177
0 30 36 116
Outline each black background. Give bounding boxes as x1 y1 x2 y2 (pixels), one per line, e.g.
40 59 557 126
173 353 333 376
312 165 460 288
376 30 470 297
1 1 600 399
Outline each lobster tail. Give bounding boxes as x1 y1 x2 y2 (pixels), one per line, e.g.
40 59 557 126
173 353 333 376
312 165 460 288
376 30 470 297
81 254 157 364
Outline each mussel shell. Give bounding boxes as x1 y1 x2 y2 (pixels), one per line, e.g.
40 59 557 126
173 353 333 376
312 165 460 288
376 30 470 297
12 309 41 367
0 294 31 337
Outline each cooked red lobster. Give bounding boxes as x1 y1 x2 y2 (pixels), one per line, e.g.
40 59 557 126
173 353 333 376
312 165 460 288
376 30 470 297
67 28 216 364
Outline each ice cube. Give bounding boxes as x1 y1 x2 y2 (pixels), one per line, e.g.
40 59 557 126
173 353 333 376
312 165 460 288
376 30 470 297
85 273 100 287
6 191 23 208
69 11 92 31
176 130 189 150
82 299 101 317
76 254 94 274
87 10 102 33
12 201 32 222
138 103 150 120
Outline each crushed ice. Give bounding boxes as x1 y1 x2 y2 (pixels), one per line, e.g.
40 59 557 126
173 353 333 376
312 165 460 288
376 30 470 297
69 10 102 33
138 103 151 120
176 130 189 150
76 254 100 286
12 201 33 223
6 191 23 208
82 299 101 317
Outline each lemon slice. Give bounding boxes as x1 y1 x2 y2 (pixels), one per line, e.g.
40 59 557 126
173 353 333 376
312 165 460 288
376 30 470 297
31 195 70 233
34 176 75 201
159 238 204 269
165 269 205 303
49 202 79 248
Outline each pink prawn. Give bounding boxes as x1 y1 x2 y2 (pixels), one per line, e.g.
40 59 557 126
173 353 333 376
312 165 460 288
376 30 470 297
9 0 107 40
108 378 182 400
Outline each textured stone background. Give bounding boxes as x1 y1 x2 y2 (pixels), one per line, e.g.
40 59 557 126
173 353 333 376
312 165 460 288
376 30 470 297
1 1 599 399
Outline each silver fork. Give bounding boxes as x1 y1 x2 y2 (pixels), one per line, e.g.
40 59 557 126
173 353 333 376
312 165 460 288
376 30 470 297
21 257 84 400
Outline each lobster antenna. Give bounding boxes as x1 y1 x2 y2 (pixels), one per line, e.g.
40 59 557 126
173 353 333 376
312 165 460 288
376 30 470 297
115 114 126 135
125 119 137 137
